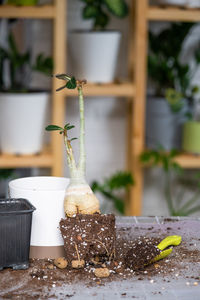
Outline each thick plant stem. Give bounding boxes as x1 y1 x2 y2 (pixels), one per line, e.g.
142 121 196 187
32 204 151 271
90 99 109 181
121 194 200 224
77 86 86 178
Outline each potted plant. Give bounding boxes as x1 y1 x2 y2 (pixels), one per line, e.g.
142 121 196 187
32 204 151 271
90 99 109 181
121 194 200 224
68 0 129 83
0 33 53 154
0 198 35 270
140 149 200 216
46 74 116 266
146 22 199 150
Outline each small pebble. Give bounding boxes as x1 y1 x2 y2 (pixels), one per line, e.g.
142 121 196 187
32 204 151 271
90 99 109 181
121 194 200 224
94 268 110 278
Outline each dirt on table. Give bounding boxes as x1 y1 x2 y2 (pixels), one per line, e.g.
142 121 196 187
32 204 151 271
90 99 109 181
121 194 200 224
0 219 200 299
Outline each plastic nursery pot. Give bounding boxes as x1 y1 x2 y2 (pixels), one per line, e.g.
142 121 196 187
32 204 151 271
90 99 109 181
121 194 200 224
0 198 35 270
6 0 38 5
182 121 200 154
9 176 70 259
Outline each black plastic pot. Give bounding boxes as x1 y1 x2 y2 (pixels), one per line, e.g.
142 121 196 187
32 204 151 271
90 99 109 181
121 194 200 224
0 198 35 270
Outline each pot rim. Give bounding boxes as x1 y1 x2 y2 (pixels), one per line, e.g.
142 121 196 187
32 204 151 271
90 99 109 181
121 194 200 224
9 176 70 192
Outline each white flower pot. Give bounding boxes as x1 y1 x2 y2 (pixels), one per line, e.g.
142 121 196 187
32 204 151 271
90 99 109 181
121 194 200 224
68 31 121 83
9 176 70 258
0 92 49 155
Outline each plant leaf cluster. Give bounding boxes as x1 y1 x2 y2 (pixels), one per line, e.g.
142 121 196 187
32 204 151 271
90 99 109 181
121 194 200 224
54 74 77 91
80 0 128 30
140 149 200 216
0 33 53 92
45 123 77 142
91 171 134 214
148 22 200 114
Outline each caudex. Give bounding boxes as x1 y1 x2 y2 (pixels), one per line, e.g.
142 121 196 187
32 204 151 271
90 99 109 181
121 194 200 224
46 75 100 217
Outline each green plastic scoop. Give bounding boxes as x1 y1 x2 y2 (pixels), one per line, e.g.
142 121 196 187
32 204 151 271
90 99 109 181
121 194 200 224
151 235 182 263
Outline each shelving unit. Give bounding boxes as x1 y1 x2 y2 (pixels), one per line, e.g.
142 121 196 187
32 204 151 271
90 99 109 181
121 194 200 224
1 1 200 216
0 0 67 176
129 0 200 216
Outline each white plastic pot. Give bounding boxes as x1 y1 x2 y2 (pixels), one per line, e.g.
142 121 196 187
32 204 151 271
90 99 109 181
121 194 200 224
0 92 49 155
68 31 121 83
9 176 70 258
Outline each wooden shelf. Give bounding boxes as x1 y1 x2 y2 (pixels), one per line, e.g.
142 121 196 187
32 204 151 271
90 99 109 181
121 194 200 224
175 153 200 168
64 82 135 97
0 5 55 19
148 5 200 22
0 146 53 168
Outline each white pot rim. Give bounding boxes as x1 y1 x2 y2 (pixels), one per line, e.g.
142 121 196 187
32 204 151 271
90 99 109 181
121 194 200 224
70 30 121 35
9 176 70 192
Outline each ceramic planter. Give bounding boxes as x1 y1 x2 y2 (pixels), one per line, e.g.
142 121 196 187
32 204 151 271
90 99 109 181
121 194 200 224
0 92 49 155
0 198 35 270
68 31 121 83
182 121 200 154
146 96 187 150
9 176 70 259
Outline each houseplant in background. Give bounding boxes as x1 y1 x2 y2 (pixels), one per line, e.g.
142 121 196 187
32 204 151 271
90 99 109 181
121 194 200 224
146 22 200 150
140 148 200 216
0 33 53 154
91 170 134 215
68 0 129 83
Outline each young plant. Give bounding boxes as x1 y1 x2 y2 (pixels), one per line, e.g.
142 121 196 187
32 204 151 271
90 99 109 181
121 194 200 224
80 0 129 30
0 33 53 92
46 75 100 217
140 149 200 216
91 171 134 214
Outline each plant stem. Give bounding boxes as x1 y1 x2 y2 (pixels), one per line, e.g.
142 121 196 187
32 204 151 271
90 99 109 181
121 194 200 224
164 171 175 215
77 86 86 178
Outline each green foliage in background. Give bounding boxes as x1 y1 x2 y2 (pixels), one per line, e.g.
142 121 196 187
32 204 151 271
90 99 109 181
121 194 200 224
148 22 200 114
0 33 53 92
80 0 129 30
0 169 15 180
6 0 38 5
91 171 134 214
140 148 200 216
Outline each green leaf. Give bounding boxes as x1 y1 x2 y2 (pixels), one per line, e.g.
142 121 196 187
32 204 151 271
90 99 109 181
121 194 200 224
65 125 75 131
105 171 134 190
104 0 128 18
45 125 63 131
64 123 70 130
83 4 98 19
70 137 78 141
66 76 77 89
55 74 71 81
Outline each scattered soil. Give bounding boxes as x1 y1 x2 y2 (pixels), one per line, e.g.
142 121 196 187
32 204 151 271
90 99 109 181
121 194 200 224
0 219 200 299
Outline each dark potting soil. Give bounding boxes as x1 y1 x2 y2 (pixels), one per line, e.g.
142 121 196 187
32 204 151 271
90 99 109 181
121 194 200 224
60 214 116 263
0 218 200 299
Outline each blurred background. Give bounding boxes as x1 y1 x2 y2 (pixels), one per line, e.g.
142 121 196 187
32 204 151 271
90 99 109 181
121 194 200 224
1 0 200 217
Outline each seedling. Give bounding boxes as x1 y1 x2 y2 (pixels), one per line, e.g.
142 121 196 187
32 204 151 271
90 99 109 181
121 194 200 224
46 75 100 217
